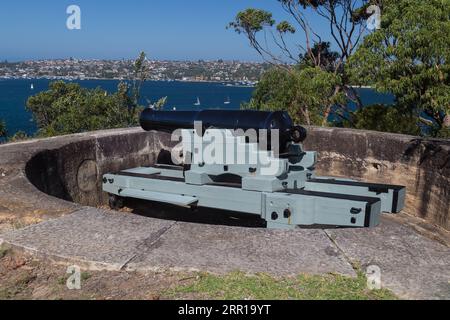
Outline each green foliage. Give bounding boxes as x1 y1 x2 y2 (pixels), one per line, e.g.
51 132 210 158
299 42 340 72
437 127 450 139
26 81 142 137
348 104 421 135
147 96 168 111
349 0 450 136
228 9 275 35
8 131 29 143
277 21 296 34
131 51 149 107
244 66 345 126
166 271 397 300
0 120 7 138
0 245 11 259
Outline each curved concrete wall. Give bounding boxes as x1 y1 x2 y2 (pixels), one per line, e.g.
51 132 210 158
304 127 450 230
23 129 174 208
1 127 448 231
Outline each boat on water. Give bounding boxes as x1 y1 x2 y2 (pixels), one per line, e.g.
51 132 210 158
224 96 231 105
194 97 201 106
30 83 34 90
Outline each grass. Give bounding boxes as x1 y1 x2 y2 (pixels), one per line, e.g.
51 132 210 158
0 244 397 300
165 271 398 300
0 245 11 259
0 273 36 299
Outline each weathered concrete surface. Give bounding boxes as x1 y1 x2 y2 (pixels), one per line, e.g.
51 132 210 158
0 208 174 271
1 209 449 299
326 217 450 300
0 136 92 233
126 222 355 276
0 208 356 277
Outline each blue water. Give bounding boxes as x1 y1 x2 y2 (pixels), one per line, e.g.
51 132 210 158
0 79 255 136
0 79 394 137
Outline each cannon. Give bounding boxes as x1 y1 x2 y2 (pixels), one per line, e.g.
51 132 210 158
140 109 308 153
103 109 406 229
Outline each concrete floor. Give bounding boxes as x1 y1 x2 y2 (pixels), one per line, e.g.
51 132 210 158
1 208 449 300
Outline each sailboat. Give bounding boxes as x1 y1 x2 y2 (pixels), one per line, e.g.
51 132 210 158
224 96 231 105
30 83 34 90
194 97 201 106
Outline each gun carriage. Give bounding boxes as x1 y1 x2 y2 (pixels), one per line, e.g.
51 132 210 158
103 110 406 229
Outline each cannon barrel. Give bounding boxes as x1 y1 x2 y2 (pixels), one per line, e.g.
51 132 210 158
140 109 307 145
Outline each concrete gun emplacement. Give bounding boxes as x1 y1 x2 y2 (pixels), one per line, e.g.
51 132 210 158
103 109 406 229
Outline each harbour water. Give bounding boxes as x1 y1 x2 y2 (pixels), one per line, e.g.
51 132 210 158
0 79 394 136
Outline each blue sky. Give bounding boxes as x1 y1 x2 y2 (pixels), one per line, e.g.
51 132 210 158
0 0 328 61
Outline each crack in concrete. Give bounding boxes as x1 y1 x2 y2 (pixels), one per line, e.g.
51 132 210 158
119 221 178 270
322 229 358 273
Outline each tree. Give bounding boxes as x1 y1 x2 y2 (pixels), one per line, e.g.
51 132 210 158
228 1 371 70
8 131 29 143
129 51 166 113
348 104 421 136
26 81 142 137
131 52 149 111
244 66 345 126
299 42 340 72
229 1 376 124
349 0 450 137
0 120 7 138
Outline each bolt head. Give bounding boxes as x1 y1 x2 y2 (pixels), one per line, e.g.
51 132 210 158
284 209 292 219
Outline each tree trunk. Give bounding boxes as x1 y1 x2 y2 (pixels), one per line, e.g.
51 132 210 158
347 85 364 111
322 85 342 127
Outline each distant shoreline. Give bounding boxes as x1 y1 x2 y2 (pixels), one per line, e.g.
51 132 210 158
2 77 364 89
0 77 257 87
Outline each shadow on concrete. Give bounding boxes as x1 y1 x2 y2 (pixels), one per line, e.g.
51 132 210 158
124 198 267 228
121 198 348 230
25 150 73 202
